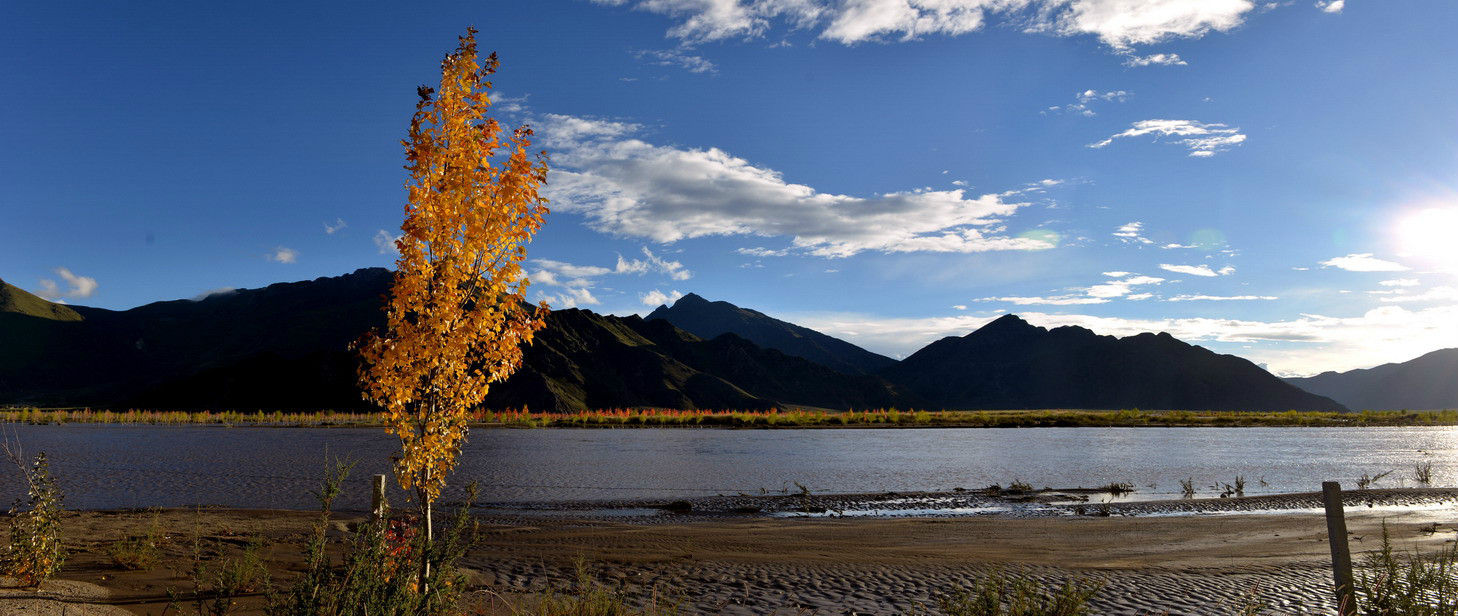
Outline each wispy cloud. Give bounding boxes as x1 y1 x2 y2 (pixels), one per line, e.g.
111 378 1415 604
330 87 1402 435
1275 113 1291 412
1090 119 1247 157
1122 52 1187 67
1167 294 1276 301
1315 0 1344 14
979 273 1165 305
35 267 98 301
1320 253 1409 272
1378 286 1458 303
1113 221 1153 245
1159 263 1235 277
1046 89 1131 116
1379 278 1420 287
324 218 347 234
268 247 298 264
631 48 719 74
592 0 1257 52
540 114 1055 258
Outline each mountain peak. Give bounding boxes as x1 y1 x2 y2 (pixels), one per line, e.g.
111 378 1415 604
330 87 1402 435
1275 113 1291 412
970 313 1042 338
674 292 709 306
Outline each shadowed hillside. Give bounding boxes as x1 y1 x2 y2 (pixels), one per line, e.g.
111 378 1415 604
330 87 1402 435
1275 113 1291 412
1285 349 1458 411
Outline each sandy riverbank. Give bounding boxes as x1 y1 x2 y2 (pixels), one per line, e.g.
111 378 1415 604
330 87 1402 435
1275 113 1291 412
5 491 1457 615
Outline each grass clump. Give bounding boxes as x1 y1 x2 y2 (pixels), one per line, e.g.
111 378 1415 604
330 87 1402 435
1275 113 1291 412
1414 462 1434 486
1353 523 1458 615
935 570 1101 616
109 509 164 570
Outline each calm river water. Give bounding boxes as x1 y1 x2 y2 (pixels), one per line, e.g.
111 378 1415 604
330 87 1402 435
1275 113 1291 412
1 424 1454 511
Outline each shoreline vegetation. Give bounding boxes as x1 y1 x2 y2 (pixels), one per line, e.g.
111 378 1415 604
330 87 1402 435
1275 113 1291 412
3 406 1458 428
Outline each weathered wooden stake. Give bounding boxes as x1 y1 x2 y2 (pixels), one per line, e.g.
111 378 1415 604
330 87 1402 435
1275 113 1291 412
371 474 387 519
1323 481 1357 616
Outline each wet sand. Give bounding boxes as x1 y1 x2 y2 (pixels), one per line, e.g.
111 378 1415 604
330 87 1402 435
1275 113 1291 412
6 490 1458 615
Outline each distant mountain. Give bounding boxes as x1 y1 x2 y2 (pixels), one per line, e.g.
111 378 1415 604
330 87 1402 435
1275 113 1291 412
879 314 1346 412
646 293 895 375
1284 349 1458 411
0 270 916 412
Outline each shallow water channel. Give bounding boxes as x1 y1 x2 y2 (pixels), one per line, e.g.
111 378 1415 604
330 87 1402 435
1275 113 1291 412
2 424 1456 511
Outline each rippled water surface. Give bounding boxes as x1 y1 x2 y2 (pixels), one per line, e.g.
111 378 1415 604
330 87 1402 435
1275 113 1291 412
3 425 1456 510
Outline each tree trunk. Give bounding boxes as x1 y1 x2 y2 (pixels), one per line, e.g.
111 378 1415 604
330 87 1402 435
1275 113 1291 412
420 467 434 595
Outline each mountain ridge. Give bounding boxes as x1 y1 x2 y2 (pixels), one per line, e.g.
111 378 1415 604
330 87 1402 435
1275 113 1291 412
646 293 895 375
880 314 1346 412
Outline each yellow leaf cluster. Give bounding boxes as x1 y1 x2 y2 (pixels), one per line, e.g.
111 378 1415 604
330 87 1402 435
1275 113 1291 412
356 28 549 505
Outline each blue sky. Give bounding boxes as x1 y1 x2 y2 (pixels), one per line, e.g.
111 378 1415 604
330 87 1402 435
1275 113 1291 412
4 0 1456 376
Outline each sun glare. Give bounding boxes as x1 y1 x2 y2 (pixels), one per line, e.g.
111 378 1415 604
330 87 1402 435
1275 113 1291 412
1395 207 1458 273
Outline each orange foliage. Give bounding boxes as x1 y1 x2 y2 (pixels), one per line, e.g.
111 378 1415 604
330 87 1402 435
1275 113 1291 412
356 28 548 505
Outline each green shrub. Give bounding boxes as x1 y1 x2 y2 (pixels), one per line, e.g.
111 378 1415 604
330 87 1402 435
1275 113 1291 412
2 451 66 587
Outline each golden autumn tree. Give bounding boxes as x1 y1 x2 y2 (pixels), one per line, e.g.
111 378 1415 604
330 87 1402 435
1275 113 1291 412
356 27 548 562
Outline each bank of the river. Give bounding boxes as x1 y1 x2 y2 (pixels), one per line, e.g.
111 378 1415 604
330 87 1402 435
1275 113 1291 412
6 492 1457 615
5 407 1458 429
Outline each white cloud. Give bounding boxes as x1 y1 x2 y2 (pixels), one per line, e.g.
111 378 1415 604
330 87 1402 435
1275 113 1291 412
640 289 685 306
373 230 402 256
632 48 719 74
1379 278 1420 287
952 304 967 310
1090 119 1247 157
1102 271 1131 277
324 218 347 234
35 267 99 301
1315 0 1344 14
791 303 1458 376
268 247 299 264
596 0 1256 51
1046 89 1132 116
1166 294 1277 301
1218 265 1236 275
1122 52 1187 66
1113 221 1154 244
541 113 1054 258
1159 263 1220 277
1320 253 1409 272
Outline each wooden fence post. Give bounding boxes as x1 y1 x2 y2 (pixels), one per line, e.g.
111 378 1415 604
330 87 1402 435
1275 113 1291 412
372 474 387 519
1323 481 1357 616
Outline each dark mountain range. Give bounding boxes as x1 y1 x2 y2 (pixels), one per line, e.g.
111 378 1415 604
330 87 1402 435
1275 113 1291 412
1284 349 1458 411
0 270 914 412
880 314 1347 412
646 293 895 375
